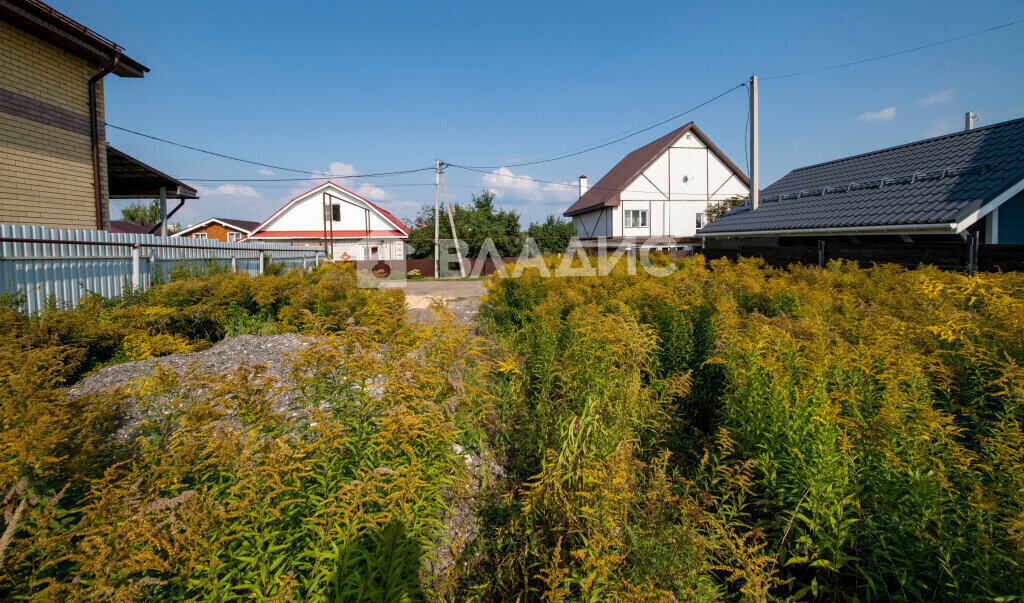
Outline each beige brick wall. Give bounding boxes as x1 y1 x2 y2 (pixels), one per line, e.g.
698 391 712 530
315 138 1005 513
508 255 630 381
0 21 103 116
0 21 107 229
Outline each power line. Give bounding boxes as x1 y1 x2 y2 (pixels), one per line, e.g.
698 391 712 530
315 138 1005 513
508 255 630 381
762 17 1024 80
106 123 434 178
448 83 745 170
183 169 435 182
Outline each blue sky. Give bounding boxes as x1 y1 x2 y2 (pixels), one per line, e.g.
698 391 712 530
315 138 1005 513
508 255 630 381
59 0 1024 227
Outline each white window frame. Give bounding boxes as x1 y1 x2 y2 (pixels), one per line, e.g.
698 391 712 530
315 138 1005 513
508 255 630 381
624 209 648 228
227 231 241 242
695 212 704 229
192 232 207 240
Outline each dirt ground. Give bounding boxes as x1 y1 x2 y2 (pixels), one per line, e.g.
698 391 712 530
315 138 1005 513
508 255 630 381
379 279 489 323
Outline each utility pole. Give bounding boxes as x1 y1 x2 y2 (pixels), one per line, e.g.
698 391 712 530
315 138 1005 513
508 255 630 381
749 74 759 211
434 159 441 277
440 171 467 277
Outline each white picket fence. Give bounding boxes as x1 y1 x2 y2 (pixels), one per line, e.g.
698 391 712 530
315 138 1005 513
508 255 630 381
1 224 323 314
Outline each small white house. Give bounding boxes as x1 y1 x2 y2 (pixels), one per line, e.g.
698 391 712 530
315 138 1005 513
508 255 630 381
246 182 409 261
563 122 749 247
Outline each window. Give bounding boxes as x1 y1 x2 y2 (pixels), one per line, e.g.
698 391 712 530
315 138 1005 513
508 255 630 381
695 212 704 229
624 209 648 228
331 204 341 221
227 231 241 242
192 233 207 240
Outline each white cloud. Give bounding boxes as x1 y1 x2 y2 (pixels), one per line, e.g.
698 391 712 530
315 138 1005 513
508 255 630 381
481 167 576 203
257 168 276 175
321 162 358 178
355 182 390 201
857 106 896 122
918 89 955 106
213 183 260 197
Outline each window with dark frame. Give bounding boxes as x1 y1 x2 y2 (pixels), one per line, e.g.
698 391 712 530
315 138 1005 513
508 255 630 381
331 204 341 221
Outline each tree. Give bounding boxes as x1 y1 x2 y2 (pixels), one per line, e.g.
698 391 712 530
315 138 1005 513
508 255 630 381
119 200 161 224
704 195 748 224
406 190 522 259
526 215 575 254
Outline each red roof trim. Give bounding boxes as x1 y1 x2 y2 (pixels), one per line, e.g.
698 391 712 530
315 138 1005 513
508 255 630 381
248 230 407 238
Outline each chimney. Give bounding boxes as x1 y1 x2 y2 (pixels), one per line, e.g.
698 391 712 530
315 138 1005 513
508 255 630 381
578 175 588 198
965 111 977 131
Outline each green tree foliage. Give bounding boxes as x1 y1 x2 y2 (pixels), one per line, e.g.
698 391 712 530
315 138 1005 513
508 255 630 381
525 214 575 254
118 199 162 225
705 194 748 223
406 190 521 259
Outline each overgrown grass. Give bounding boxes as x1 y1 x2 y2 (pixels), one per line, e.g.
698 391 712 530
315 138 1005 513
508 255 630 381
0 263 490 599
2 256 1022 600
465 254 1024 600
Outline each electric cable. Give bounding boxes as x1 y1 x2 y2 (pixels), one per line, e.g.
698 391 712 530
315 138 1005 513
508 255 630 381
762 17 1024 80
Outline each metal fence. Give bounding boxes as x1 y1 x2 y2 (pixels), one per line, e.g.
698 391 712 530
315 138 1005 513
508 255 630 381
1 223 323 314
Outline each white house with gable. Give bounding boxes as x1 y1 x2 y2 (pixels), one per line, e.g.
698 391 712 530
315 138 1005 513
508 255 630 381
563 122 749 247
245 182 409 261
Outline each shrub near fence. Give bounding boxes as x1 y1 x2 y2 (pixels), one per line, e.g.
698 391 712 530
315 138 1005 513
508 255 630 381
0 224 322 313
702 241 1024 272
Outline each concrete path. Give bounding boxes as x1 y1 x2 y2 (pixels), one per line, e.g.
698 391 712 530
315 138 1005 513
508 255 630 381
379 279 488 323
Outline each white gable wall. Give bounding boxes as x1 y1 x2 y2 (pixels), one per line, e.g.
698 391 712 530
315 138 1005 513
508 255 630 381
263 186 400 234
253 184 406 261
570 129 748 241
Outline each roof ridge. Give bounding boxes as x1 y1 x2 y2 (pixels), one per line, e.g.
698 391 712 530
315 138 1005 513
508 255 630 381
793 115 1024 173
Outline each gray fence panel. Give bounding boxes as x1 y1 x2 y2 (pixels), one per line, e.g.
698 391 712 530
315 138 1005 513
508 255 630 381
0 224 322 313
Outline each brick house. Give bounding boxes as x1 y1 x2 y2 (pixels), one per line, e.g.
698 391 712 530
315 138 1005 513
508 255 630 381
173 218 261 243
0 0 196 231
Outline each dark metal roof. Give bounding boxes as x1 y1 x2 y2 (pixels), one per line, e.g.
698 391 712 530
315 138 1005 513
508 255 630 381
109 220 156 234
107 146 199 200
700 117 1024 236
215 218 261 232
173 217 262 237
0 0 147 77
563 122 749 217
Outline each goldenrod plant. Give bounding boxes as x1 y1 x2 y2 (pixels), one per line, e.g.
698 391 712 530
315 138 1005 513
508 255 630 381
1 256 1023 600
469 255 1024 600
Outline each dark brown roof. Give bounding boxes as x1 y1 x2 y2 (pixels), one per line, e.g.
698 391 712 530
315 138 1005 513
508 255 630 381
215 218 262 232
107 146 198 200
563 122 749 217
110 220 156 234
0 0 147 77
173 218 262 238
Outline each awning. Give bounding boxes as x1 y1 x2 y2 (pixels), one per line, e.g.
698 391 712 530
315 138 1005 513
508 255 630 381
107 146 199 200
